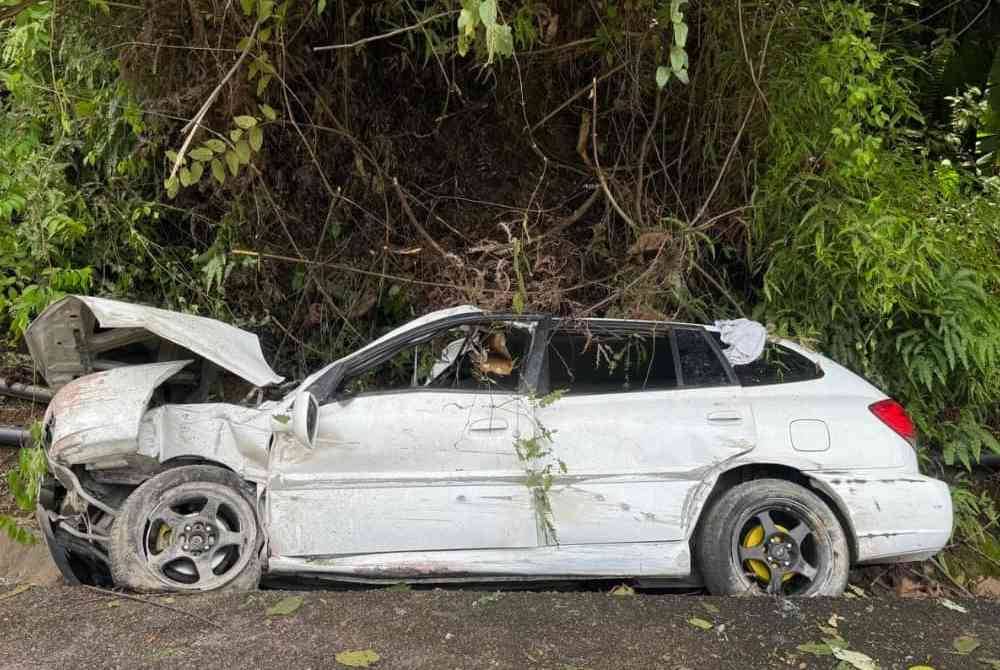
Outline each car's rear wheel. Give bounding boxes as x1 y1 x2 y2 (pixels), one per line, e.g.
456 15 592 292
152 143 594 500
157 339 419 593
696 479 849 596
109 465 262 592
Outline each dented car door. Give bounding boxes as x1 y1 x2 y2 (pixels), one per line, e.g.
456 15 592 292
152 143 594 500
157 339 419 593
267 319 543 558
535 322 756 545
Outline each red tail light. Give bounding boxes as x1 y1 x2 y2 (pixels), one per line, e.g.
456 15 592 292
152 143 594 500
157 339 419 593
869 399 916 445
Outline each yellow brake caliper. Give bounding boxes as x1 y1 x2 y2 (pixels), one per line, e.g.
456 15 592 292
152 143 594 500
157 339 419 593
742 523 794 584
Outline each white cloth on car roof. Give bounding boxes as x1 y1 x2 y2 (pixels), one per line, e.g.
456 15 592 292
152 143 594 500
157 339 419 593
713 318 767 366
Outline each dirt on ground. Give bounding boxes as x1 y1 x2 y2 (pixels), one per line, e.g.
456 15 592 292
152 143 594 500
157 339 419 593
1 584 998 669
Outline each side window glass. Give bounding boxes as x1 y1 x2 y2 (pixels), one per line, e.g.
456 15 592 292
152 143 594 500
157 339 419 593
675 329 730 387
546 329 677 394
342 322 532 395
727 341 823 386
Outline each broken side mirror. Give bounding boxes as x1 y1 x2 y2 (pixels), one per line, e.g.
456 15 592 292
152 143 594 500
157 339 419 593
291 391 319 449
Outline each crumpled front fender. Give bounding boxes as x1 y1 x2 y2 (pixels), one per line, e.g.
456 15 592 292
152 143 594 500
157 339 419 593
45 361 192 469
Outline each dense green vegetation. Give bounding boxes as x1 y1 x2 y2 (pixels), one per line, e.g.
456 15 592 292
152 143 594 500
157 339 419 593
1 0 998 581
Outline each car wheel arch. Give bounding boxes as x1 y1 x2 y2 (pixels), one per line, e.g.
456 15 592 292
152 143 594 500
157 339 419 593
691 462 859 566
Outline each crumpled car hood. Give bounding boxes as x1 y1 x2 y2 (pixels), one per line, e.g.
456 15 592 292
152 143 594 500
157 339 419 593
26 295 284 389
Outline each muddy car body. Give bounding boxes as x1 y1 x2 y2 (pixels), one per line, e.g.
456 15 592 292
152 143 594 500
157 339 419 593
29 296 953 595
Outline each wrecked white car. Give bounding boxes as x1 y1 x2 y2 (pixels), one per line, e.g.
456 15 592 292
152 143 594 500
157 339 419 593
28 296 953 596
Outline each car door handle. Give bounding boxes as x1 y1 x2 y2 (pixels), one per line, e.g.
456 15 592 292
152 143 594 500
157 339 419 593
707 411 743 424
469 417 509 432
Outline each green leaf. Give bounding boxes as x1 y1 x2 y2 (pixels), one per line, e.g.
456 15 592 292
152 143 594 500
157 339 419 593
211 159 226 185
676 67 689 84
317 0 327 15
265 595 303 616
234 115 258 129
656 65 670 89
225 151 240 176
230 128 244 143
189 147 214 162
670 45 687 73
953 636 981 655
204 139 228 153
235 140 252 164
832 647 878 670
165 176 180 199
189 161 204 183
334 649 380 668
249 125 264 152
478 0 496 27
669 0 687 23
259 103 277 121
239 0 254 15
609 584 634 596
687 617 713 630
257 0 274 20
458 7 477 36
674 21 688 47
179 166 193 187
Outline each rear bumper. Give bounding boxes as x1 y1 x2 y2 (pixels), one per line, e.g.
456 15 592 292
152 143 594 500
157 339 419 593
808 471 953 564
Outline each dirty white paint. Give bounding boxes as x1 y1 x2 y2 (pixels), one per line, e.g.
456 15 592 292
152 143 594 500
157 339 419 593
538 386 755 545
26 295 283 388
268 541 690 579
809 470 953 563
267 390 540 556
138 403 273 480
44 361 191 468
32 300 954 586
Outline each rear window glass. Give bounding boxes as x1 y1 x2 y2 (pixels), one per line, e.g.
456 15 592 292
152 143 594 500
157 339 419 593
546 330 677 394
728 341 823 386
674 328 730 386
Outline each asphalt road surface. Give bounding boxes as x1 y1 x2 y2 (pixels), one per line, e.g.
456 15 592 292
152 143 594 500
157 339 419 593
1 584 998 669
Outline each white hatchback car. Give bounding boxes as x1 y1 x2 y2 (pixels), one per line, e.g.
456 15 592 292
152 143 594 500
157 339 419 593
28 296 952 595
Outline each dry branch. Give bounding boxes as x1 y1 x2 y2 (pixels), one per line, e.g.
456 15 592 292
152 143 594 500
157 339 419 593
168 22 259 183
312 10 457 52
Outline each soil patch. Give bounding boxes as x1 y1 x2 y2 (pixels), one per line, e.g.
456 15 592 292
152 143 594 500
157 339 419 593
1 585 998 669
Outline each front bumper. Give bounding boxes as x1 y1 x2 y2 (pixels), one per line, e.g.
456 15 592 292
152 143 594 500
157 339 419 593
36 476 112 586
809 471 953 564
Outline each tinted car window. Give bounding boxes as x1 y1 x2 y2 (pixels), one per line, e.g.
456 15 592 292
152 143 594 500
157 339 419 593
674 328 730 387
730 341 823 386
547 330 677 394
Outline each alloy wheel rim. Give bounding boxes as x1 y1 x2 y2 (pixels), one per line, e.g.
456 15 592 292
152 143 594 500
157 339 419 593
732 503 822 596
142 486 254 590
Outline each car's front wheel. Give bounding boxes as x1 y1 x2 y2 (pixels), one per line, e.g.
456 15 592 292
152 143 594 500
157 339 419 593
109 465 262 592
696 478 849 596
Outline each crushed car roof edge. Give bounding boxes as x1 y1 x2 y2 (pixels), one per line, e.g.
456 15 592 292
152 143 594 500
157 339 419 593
26 295 284 388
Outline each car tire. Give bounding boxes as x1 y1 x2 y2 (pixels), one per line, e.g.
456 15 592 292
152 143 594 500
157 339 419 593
695 478 849 597
109 465 262 593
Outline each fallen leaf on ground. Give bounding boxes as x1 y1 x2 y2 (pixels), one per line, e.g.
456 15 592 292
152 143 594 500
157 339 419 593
907 666 935 670
847 584 867 598
938 599 967 613
610 584 635 597
335 649 380 667
687 617 714 630
974 577 1000 599
828 613 844 628
107 600 121 608
0 584 32 602
266 595 304 616
818 625 840 636
953 636 981 655
976 658 1000 669
797 642 834 656
832 647 879 670
699 601 720 614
